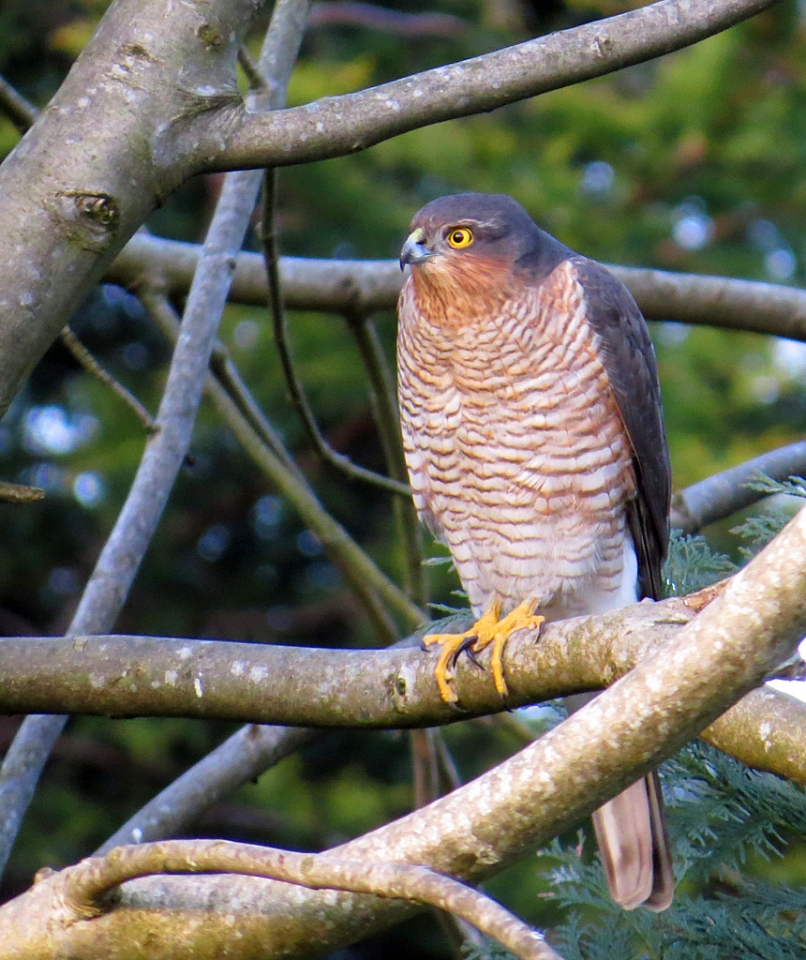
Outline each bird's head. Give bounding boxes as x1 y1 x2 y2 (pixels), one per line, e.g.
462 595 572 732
399 193 569 309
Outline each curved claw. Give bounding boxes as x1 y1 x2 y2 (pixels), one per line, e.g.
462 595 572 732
423 600 543 703
451 634 482 671
422 632 468 704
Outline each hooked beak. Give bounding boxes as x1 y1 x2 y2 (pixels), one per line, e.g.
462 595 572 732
399 227 434 270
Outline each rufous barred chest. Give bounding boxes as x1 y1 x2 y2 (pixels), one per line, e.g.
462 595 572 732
398 256 637 621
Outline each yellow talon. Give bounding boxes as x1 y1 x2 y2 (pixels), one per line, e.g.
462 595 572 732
423 599 544 703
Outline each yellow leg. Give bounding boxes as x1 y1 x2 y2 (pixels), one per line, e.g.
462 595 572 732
423 599 544 703
483 600 545 697
423 602 502 705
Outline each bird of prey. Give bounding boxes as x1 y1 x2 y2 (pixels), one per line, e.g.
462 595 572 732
396 192 673 911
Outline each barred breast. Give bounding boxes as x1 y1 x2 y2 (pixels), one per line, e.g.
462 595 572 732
397 259 638 621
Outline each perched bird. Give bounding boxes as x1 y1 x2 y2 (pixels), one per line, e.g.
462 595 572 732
396 192 673 911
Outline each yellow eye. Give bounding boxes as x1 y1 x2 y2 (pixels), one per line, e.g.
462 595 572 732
447 227 474 249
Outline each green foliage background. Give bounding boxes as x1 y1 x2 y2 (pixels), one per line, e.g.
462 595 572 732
1 0 806 956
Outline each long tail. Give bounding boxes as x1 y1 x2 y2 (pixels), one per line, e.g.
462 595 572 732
591 771 674 911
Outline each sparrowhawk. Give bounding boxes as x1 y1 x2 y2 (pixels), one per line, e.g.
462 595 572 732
397 192 673 912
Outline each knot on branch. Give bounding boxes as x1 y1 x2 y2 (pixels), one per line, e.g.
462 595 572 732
53 190 120 252
197 23 226 49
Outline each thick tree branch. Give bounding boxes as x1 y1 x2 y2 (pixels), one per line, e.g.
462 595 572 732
0 586 805 787
0 0 260 416
109 238 407 312
8 841 560 960
0 601 692 725
2 504 806 958
64 841 560 960
612 264 806 340
195 0 780 172
705 685 806 786
109 241 806 343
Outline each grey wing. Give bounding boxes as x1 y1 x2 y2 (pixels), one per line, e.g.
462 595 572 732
572 257 671 600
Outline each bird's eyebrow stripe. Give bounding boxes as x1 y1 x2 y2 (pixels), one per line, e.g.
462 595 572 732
441 218 500 231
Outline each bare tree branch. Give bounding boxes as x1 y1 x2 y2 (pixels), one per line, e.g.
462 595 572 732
1 584 805 786
196 0 780 173
2 502 806 958
0 605 683 726
10 840 561 960
344 311 425 605
207 334 302 476
261 171 409 496
612 263 806 341
0 0 263 416
109 240 806 342
66 841 561 960
263 179 425 611
0 482 44 504
59 326 158 435
109 239 405 312
237 46 270 92
671 440 806 532
0 73 37 130
704 685 806 786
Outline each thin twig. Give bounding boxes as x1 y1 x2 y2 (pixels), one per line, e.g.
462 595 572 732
208 340 301 476
343 313 404 480
142 286 421 638
64 840 561 960
433 729 462 792
0 73 38 131
237 46 269 91
411 730 439 809
261 170 409 497
0 482 44 504
60 327 158 434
